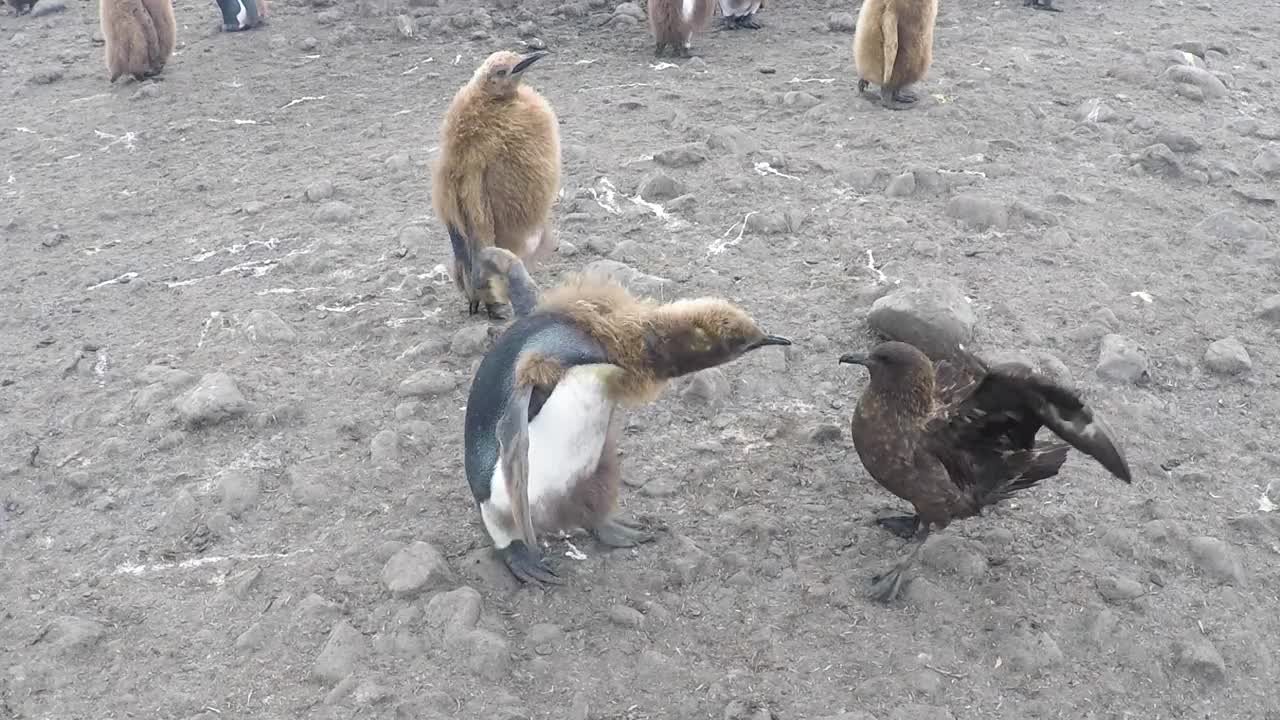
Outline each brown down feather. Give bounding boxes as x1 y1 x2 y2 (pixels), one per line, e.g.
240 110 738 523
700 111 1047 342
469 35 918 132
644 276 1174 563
851 0 938 93
648 0 714 55
100 0 174 83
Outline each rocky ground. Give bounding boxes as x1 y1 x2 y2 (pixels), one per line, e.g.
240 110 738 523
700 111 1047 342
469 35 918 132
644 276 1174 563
3 0 1280 718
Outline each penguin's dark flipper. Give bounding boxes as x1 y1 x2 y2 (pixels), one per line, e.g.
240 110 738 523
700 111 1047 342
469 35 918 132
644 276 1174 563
875 514 920 539
592 515 655 548
475 247 541 318
501 540 563 585
497 384 538 553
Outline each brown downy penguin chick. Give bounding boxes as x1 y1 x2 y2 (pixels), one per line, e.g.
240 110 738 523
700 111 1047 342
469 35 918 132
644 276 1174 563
99 0 176 83
463 271 790 585
838 341 1133 602
432 50 561 320
6 0 40 15
852 0 938 110
718 0 764 30
648 0 714 58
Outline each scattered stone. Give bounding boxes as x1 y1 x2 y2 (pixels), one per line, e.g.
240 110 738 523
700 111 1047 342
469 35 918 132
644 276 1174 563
1187 536 1245 585
527 623 563 653
665 534 713 587
1135 144 1182 177
354 679 392 705
885 172 916 197
707 126 758 155
1173 638 1227 684
746 211 799 235
28 67 63 85
1253 146 1280 176
920 535 988 579
1096 575 1144 603
450 324 493 356
637 172 685 202
1163 65 1228 99
394 14 416 38
299 36 319 51
385 153 412 175
460 629 509 681
370 430 400 466
315 201 353 224
220 471 261 516
396 369 459 398
1257 295 1280 324
382 541 454 597
608 605 644 628
867 284 977 359
131 84 160 101
654 143 709 168
31 0 67 15
175 372 249 427
1192 209 1270 244
38 616 106 655
782 91 821 109
1096 334 1150 384
241 309 297 344
808 424 843 444
946 194 1008 231
1156 128 1202 152
581 259 671 299
827 12 856 32
1203 337 1251 375
313 621 367 685
999 630 1065 673
680 368 731 408
234 622 265 651
305 180 335 202
1072 98 1117 123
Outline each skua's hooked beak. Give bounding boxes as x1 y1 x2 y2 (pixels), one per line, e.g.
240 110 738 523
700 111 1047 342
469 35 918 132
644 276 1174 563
838 352 868 366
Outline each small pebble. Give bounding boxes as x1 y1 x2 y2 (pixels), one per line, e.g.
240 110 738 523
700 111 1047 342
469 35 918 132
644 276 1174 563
382 541 454 597
1203 337 1251 375
608 604 644 628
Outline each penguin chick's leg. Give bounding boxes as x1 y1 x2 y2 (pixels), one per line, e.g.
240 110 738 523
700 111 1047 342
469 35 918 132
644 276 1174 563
875 514 920 539
857 78 870 94
495 384 564 586
868 525 931 603
592 515 655 548
880 85 920 110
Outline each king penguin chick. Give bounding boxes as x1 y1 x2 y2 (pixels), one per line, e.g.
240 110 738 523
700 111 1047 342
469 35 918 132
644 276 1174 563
463 270 791 585
431 50 561 320
852 0 938 110
99 0 176 83
717 0 764 30
648 0 714 58
838 341 1133 603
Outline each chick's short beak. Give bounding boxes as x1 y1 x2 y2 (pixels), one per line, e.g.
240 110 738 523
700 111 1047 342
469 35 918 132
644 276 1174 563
511 51 548 74
838 352 868 366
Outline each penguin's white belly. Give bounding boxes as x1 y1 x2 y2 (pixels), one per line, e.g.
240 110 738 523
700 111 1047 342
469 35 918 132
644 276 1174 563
719 0 760 16
483 366 616 548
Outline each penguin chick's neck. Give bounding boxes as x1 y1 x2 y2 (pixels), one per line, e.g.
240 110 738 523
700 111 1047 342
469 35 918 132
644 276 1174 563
641 304 749 380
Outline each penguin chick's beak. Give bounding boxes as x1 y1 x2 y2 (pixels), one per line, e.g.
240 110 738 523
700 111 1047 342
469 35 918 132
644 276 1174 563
751 335 791 349
838 352 868 366
511 51 547 74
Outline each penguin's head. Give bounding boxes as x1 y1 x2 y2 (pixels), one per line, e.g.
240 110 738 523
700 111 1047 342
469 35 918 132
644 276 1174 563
474 50 549 98
646 298 791 378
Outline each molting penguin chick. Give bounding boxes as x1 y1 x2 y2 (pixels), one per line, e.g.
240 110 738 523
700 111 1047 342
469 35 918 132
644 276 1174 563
718 0 764 30
99 0 176 83
648 0 714 58
852 0 938 110
462 272 791 585
431 50 561 320
838 340 1133 602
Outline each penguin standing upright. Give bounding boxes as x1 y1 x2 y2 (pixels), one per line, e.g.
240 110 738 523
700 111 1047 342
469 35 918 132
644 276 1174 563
431 50 561 320
647 0 714 58
99 0 176 83
851 0 939 110
718 0 764 30
462 268 791 584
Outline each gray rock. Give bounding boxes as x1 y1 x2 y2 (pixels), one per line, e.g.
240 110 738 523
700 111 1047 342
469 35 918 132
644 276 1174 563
707 126 758 156
394 13 416 38
385 153 412 175
808 424 843 444
1163 65 1229 99
1193 209 1270 244
460 629 509 681
241 309 297 344
306 180 335 202
1136 143 1182 177
1257 295 1280 324
451 324 493 356
1203 337 1251 375
920 535 988 579
1096 334 1150 384
867 284 977 359
1173 638 1227 684
234 622 265 651
1156 128 1202 152
382 541 454 597
582 259 672 299
885 172 916 197
1187 536 1246 585
999 631 1065 673
370 430 400 466
746 211 799 235
313 621 366 685
946 194 1008 231
782 91 821 109
1253 146 1280 176
638 172 685 202
665 534 713 587
608 605 644 628
396 370 459 398
175 372 249 427
680 368 731 407
1072 98 1117 123
654 143 709 168
315 201 354 224
1096 576 1144 603
827 12 856 31
426 586 482 636
40 616 106 655
220 471 261 516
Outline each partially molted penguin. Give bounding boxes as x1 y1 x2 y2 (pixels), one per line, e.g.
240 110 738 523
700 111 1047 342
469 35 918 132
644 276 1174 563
99 0 176 83
718 0 764 30
852 0 938 110
431 50 561 320
462 270 791 584
648 0 714 58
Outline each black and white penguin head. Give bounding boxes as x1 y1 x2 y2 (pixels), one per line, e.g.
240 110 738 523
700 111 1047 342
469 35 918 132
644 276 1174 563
473 50 548 98
646 298 791 378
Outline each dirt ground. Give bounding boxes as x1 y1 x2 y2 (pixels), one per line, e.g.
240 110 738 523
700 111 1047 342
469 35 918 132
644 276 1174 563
3 0 1280 717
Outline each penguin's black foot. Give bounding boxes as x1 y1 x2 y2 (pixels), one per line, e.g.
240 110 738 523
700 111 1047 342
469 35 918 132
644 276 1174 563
591 515 656 548
875 514 920 540
719 17 739 30
868 565 909 603
468 299 481 315
484 302 510 321
880 87 920 110
501 540 564 586
857 79 870 94
737 13 762 29
677 45 692 59
654 42 666 57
